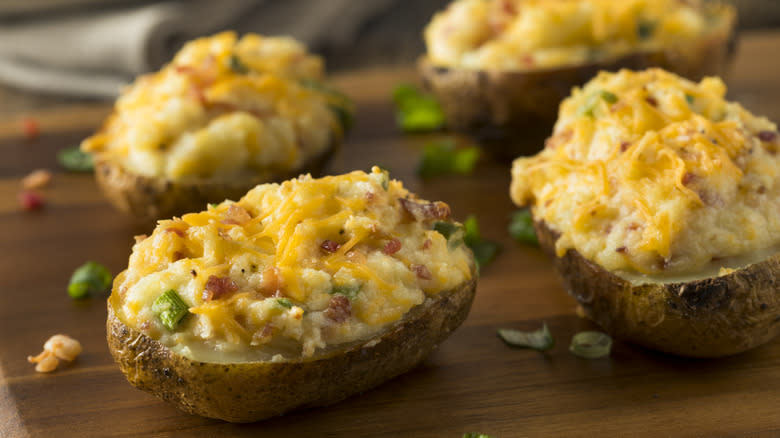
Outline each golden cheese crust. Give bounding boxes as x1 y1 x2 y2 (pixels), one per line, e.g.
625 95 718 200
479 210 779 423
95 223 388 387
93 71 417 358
82 31 347 183
425 0 735 71
112 169 474 363
512 68 780 277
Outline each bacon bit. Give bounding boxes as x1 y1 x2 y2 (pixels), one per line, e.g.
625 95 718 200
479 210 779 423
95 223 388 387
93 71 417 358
202 275 239 302
399 198 451 222
365 191 376 202
627 222 640 231
422 239 432 250
320 239 341 253
251 323 275 345
615 246 628 254
21 169 52 190
698 190 723 207
346 250 367 264
18 190 44 211
758 131 778 142
620 141 631 152
222 204 252 226
21 117 39 139
260 266 285 297
382 238 402 255
645 96 658 107
325 295 351 323
545 129 573 150
134 234 148 243
164 227 185 237
172 251 185 261
501 0 517 14
27 334 81 373
411 264 432 280
682 172 697 186
757 185 767 194
521 55 534 67
544 199 553 207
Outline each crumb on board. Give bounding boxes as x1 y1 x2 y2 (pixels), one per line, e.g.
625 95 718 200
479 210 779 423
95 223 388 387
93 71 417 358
27 334 82 373
21 169 52 190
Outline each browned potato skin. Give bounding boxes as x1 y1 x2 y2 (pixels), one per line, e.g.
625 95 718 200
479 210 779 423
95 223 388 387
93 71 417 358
93 136 339 224
106 263 477 422
535 220 780 357
419 6 737 160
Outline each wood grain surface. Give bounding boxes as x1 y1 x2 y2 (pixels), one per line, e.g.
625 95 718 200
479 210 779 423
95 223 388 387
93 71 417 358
2 32 780 438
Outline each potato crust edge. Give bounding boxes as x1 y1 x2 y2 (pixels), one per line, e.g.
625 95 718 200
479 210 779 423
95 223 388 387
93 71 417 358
418 7 737 160
106 268 477 422
534 220 780 357
93 135 339 224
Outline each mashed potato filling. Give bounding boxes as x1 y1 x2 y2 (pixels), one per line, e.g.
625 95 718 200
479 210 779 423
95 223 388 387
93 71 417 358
511 69 780 276
114 168 473 362
425 0 733 71
82 32 345 182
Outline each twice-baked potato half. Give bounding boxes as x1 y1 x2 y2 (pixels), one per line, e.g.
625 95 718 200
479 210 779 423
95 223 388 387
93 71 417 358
420 0 737 159
511 69 780 357
107 168 477 422
83 32 351 222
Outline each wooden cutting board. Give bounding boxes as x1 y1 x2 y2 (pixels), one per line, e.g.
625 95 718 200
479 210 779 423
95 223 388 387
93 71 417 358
2 33 780 438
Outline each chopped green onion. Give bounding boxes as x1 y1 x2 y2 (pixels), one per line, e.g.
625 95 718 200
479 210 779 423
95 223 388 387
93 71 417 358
392 83 445 132
418 139 480 179
462 216 481 246
497 323 554 351
275 298 294 309
434 221 465 250
578 89 619 118
330 284 360 300
228 54 249 74
58 147 93 172
463 434 496 438
377 168 390 191
508 209 538 245
569 331 613 359
637 20 657 40
433 221 459 240
601 90 618 104
152 290 189 330
462 216 501 268
67 261 112 299
685 94 695 105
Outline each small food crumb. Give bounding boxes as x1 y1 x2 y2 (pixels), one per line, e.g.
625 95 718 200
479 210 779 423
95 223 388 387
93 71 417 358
21 117 39 139
27 334 82 373
718 267 735 276
18 190 44 211
21 169 52 190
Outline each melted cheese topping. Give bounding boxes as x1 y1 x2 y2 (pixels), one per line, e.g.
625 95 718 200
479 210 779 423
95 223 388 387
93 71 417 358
113 168 473 363
82 32 347 181
424 0 734 70
511 69 780 276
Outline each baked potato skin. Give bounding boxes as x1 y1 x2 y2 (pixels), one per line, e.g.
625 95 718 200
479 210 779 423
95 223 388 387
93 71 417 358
535 220 780 357
106 265 477 423
94 137 337 224
419 8 737 160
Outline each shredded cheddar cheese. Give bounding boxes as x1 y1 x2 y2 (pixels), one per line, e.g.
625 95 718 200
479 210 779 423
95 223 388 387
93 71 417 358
82 32 348 182
114 168 473 362
511 69 780 275
425 0 734 71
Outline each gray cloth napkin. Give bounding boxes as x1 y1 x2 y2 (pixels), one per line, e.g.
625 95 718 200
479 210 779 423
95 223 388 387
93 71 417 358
0 0 392 98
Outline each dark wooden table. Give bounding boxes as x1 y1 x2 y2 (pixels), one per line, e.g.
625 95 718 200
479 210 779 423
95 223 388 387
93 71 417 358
2 32 780 438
